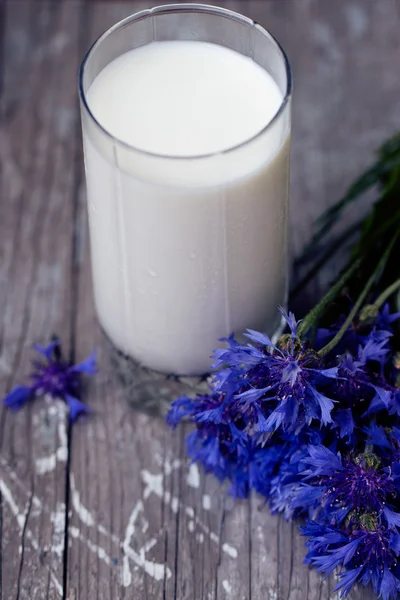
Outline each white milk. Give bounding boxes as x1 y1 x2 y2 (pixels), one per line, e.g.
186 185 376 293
83 41 290 375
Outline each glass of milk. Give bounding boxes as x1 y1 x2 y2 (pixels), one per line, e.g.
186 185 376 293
79 4 291 405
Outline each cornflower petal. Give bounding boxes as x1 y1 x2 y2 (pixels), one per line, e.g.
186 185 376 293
335 567 364 597
166 396 196 428
317 367 340 379
3 386 31 410
358 337 390 364
381 569 399 600
281 361 302 385
308 388 335 426
383 507 400 529
244 329 281 353
255 406 271 432
278 306 299 339
33 342 59 361
372 386 392 408
66 394 91 423
71 351 97 375
364 423 391 448
305 445 343 473
335 409 355 439
390 534 400 555
235 385 276 405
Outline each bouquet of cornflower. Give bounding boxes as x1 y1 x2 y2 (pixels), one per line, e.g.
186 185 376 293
167 134 400 599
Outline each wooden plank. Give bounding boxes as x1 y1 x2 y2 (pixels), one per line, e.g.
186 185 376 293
0 1 83 597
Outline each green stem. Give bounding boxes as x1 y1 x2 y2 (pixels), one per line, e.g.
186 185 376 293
317 233 399 357
297 259 361 339
374 278 400 309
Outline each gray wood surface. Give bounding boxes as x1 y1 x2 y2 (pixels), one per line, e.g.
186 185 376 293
1 0 400 598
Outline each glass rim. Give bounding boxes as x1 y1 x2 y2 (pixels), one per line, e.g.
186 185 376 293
78 3 292 161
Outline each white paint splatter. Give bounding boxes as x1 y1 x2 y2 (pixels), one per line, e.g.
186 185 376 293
50 503 66 558
142 538 158 553
121 500 170 584
141 468 180 512
269 588 278 600
70 474 95 526
187 463 200 488
0 479 63 596
164 458 181 475
51 32 69 54
69 526 111 566
122 500 143 586
0 479 26 528
74 472 170 583
57 418 68 462
202 495 211 510
141 469 163 499
32 496 42 509
344 4 368 39
142 520 149 533
140 464 236 559
50 573 63 596
171 497 179 513
222 543 238 559
36 454 57 475
222 580 232 594
35 403 68 474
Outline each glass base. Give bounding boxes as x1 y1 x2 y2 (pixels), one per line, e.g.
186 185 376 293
103 331 210 417
103 312 287 418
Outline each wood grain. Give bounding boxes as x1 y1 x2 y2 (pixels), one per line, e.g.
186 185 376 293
1 0 400 598
0 1 82 597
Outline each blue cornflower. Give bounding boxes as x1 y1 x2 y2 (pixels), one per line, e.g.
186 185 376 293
167 299 400 599
287 446 399 527
3 340 96 422
167 391 288 498
319 336 398 420
302 521 400 600
213 308 337 434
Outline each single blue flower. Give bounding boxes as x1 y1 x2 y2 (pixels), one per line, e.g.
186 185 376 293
302 522 400 600
284 446 399 528
3 340 96 423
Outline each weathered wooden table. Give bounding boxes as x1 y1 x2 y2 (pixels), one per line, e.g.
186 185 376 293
1 0 400 598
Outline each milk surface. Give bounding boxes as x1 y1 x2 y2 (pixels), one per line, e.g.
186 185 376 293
84 40 290 375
